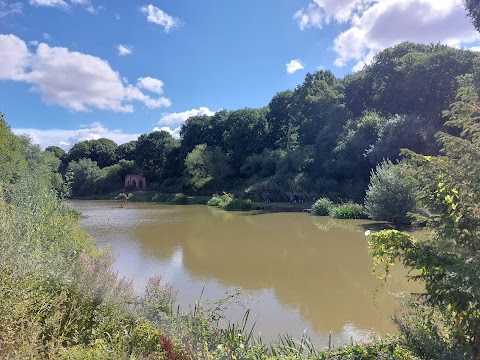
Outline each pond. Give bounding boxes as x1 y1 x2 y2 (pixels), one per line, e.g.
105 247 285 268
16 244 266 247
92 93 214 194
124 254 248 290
71 200 421 347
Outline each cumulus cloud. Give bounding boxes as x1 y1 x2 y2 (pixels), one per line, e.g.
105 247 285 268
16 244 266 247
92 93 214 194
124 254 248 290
295 0 480 71
137 77 164 94
140 4 181 32
0 34 31 80
158 107 215 126
117 44 132 56
152 126 182 139
0 1 22 17
12 122 140 150
286 59 304 74
0 34 172 112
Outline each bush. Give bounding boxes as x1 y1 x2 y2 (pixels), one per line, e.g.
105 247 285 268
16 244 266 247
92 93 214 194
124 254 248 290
151 192 171 203
364 160 416 223
207 193 233 207
171 193 189 205
330 203 364 219
223 199 252 211
311 197 333 216
207 193 252 211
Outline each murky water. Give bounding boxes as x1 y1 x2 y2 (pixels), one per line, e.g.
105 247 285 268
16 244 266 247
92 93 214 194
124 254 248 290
71 200 422 347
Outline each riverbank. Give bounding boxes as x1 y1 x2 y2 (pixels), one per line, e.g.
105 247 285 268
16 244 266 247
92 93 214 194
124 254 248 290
70 190 312 213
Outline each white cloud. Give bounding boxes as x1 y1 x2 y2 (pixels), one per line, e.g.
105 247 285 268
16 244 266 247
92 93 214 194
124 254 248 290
294 0 365 29
152 126 181 139
0 1 22 17
12 122 140 150
295 0 480 71
293 4 324 30
286 59 304 74
468 46 480 52
333 0 480 70
117 44 132 56
0 34 31 80
140 4 181 32
30 0 67 8
137 77 164 94
158 107 215 126
0 34 172 112
29 0 97 12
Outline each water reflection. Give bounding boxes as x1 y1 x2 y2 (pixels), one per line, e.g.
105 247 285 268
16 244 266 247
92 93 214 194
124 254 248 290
72 201 421 345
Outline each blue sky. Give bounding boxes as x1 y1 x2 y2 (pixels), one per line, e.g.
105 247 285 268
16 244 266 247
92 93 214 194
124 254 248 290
1 0 479 149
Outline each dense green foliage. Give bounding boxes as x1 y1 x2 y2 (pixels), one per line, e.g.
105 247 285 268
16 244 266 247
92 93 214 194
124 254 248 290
329 203 365 219
50 43 479 209
311 198 333 216
0 118 420 358
364 160 417 223
207 193 253 211
368 74 480 359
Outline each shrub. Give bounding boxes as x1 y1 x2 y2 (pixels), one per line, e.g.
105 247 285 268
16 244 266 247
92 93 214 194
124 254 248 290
364 160 416 223
207 193 251 211
207 193 233 207
311 197 333 216
171 193 189 205
223 199 252 211
115 192 128 201
151 193 171 203
330 203 364 219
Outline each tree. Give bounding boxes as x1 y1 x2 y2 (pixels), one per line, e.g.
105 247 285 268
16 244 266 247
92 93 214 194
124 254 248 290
466 0 480 32
0 114 27 184
266 90 297 150
115 140 137 161
45 145 66 160
179 110 228 157
364 160 416 223
88 138 117 168
66 140 91 164
367 114 435 165
135 130 178 182
67 158 103 197
184 144 232 190
369 74 480 359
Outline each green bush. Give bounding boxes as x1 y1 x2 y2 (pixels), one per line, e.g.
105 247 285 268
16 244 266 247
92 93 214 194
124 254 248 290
171 193 189 205
311 197 333 215
329 203 364 219
151 192 171 203
207 193 252 211
223 198 252 211
364 160 416 224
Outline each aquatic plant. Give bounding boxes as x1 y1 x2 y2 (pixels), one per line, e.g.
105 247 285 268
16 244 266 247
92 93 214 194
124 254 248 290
311 197 333 216
329 203 365 219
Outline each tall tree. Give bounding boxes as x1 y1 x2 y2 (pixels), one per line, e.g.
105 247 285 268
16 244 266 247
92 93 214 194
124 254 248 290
369 74 480 359
135 130 178 182
222 108 269 173
466 0 480 32
0 114 27 184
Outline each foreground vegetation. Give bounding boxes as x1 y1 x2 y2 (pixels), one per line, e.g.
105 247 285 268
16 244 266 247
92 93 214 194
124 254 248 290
0 116 419 360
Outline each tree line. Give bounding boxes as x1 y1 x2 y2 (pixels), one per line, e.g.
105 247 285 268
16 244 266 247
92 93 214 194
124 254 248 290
44 42 480 205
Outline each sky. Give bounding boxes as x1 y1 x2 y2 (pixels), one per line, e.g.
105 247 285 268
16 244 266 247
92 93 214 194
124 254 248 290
1 0 479 150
